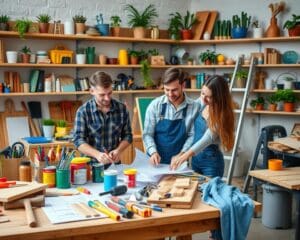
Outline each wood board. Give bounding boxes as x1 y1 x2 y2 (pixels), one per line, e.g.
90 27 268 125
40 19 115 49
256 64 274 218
147 176 198 209
48 100 82 126
275 137 300 151
0 99 30 148
203 11 218 39
0 182 46 203
192 11 210 40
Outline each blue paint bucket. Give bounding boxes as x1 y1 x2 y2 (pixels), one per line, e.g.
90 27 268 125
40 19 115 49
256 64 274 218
104 169 117 191
96 24 110 36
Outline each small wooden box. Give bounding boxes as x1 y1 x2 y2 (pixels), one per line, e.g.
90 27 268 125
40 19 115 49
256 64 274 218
0 157 28 180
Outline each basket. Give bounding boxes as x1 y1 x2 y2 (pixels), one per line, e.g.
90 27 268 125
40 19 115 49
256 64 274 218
49 45 73 64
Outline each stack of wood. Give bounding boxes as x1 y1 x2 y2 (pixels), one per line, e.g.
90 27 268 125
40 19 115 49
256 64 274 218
264 48 281 64
4 71 22 92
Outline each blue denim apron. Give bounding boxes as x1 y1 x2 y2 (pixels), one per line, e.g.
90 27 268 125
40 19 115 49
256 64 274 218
191 112 224 178
154 103 187 164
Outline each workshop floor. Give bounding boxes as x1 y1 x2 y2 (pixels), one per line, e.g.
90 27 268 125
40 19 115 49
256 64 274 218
193 177 296 240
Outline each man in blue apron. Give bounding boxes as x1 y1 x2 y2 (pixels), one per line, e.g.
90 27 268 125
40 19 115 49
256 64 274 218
143 67 198 165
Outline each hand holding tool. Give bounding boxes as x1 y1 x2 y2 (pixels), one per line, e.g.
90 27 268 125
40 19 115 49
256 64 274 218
99 185 127 196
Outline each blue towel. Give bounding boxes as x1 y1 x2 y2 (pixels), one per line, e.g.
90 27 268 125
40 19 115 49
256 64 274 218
201 177 254 240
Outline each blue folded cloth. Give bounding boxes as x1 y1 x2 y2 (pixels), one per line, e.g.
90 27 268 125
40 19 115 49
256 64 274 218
201 177 254 240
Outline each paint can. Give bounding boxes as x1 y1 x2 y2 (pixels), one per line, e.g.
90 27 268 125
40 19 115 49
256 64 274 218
92 163 104 183
123 168 137 188
70 162 87 185
43 166 56 187
104 169 118 191
56 169 71 189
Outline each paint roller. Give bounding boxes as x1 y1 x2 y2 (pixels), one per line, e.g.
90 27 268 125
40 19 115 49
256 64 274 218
4 195 45 227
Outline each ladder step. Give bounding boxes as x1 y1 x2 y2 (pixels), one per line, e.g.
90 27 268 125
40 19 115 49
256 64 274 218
231 88 246 92
223 155 232 161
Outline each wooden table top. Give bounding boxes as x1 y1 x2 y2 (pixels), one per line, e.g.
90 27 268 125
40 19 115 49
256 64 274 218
249 167 300 190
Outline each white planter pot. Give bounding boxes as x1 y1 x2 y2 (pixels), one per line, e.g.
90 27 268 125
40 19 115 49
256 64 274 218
284 80 293 89
43 125 55 138
6 51 18 63
76 54 86 64
64 21 74 35
265 78 273 90
253 28 263 38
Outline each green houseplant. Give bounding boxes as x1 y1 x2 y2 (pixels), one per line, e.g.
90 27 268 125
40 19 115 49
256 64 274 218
124 4 158 38
231 11 251 38
266 94 279 111
42 118 55 138
283 14 300 36
169 11 197 40
110 15 121 37
0 14 10 31
140 59 153 88
199 49 217 65
56 119 68 137
235 69 248 88
275 89 297 112
36 14 51 33
250 96 265 110
15 18 32 39
73 15 87 34
20 45 31 63
168 14 181 40
128 49 140 64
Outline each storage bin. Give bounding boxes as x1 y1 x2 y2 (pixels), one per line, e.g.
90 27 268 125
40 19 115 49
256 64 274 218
262 184 292 229
49 46 73 64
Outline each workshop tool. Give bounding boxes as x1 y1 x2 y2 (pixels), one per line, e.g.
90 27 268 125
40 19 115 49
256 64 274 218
4 195 45 227
105 201 134 219
88 200 121 221
99 185 127 196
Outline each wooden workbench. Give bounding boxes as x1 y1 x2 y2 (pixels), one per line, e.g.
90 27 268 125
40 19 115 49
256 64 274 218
249 167 300 240
0 192 261 240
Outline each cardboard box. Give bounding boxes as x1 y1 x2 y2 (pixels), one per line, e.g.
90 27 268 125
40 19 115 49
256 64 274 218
0 156 27 180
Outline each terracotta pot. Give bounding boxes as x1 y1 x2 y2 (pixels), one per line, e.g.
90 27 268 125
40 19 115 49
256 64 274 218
39 23 50 33
133 27 145 39
236 77 246 88
99 54 107 65
111 27 120 37
107 58 118 64
265 17 280 38
283 102 294 112
75 23 85 34
288 25 300 37
255 104 264 111
21 53 30 63
269 103 277 111
130 56 139 65
181 29 193 40
204 59 212 65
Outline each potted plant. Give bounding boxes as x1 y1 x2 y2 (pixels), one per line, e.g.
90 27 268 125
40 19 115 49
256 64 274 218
55 119 67 137
199 49 217 65
124 4 158 39
128 49 140 64
42 118 55 138
76 47 86 64
169 11 197 40
275 89 297 112
231 11 251 38
266 94 279 111
252 20 263 38
73 15 87 34
0 14 10 31
250 96 265 110
187 57 194 65
110 15 121 37
36 14 51 33
19 46 31 63
283 14 300 37
168 14 181 40
15 18 32 39
140 59 153 88
235 69 248 88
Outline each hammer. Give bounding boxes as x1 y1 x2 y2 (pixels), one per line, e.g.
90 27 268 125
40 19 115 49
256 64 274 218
4 195 45 227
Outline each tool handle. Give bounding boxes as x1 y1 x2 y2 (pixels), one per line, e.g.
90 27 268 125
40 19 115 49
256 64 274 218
24 198 37 227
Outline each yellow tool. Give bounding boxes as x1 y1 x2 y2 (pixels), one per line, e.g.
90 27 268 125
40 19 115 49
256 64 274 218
88 200 121 221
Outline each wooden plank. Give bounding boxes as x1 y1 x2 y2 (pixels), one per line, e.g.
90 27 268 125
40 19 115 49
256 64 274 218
275 137 300 151
203 11 218 39
192 11 210 40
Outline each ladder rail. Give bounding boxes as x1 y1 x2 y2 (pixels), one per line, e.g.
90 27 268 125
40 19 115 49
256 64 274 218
226 56 256 185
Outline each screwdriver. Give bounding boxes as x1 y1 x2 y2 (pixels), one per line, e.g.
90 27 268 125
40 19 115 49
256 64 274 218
99 185 128 196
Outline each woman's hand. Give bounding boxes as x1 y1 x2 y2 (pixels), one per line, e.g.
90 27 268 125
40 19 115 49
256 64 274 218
170 155 187 171
150 152 161 166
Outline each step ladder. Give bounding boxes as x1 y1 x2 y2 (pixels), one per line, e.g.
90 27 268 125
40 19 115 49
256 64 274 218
224 56 256 185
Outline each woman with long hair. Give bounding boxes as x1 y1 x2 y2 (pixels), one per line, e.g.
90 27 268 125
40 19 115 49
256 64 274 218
170 75 235 178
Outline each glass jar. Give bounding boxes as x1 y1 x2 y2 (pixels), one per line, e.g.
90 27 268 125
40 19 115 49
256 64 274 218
150 26 159 39
19 160 32 182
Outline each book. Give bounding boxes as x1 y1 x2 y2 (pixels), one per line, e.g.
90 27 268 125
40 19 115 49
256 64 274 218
29 69 40 92
36 70 45 92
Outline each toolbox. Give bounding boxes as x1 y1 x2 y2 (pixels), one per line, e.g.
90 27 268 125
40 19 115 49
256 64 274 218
49 45 73 64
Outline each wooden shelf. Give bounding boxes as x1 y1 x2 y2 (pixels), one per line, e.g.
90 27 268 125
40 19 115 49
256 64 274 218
246 109 300 115
257 64 300 68
1 30 299 44
252 89 300 93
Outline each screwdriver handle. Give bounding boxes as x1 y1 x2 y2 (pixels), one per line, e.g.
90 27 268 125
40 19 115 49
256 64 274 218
99 185 127 196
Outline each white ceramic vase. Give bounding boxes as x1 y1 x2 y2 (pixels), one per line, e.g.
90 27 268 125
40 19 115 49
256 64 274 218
253 28 263 38
6 51 18 63
43 125 55 138
76 54 86 64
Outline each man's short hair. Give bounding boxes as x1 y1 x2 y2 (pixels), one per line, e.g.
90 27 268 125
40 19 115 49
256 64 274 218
89 71 112 88
163 67 188 85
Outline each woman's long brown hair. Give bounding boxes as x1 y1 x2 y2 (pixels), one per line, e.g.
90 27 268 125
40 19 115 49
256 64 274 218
204 75 235 151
